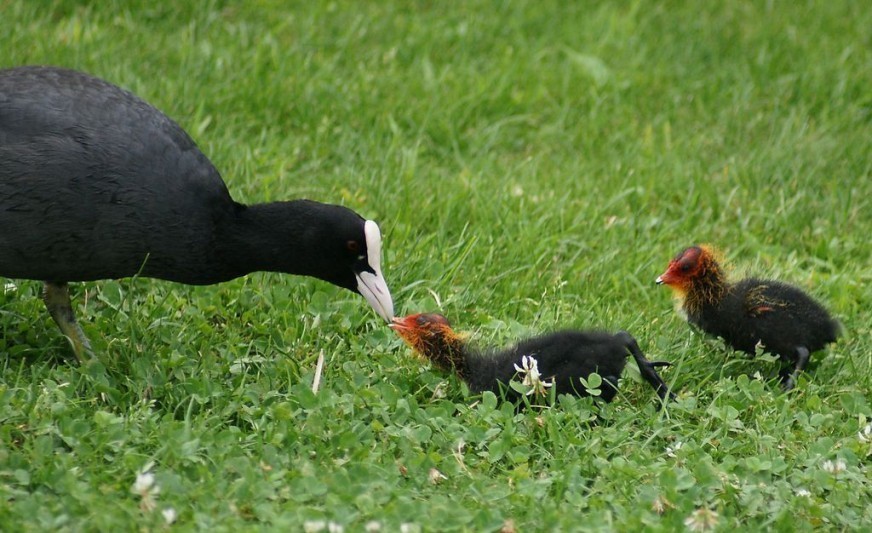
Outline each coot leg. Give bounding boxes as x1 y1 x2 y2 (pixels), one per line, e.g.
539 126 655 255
616 331 675 403
43 282 93 361
782 346 811 391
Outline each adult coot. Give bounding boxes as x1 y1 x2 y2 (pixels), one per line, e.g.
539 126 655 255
656 245 839 390
391 313 674 405
0 66 394 359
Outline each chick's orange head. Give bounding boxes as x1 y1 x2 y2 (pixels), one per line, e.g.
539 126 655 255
656 245 720 293
390 313 455 353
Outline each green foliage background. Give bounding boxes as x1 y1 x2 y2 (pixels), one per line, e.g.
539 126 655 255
1 1 870 530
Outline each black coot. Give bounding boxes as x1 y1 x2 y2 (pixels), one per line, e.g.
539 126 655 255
0 66 394 358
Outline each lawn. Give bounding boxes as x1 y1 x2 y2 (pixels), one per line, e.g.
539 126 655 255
1 0 871 530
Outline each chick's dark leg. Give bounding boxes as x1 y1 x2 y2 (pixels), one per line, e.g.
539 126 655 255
43 282 93 361
616 331 676 403
782 346 810 391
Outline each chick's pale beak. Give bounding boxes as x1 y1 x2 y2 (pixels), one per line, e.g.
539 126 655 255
655 275 664 285
356 220 394 322
390 316 415 331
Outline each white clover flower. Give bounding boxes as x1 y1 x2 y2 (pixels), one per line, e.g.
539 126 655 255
858 422 872 443
133 471 156 494
428 468 447 484
303 521 343 533
364 521 382 532
131 465 161 512
513 355 554 397
666 441 684 458
651 494 672 514
683 508 719 531
162 507 177 524
822 459 847 474
795 488 812 498
304 521 327 533
432 382 448 400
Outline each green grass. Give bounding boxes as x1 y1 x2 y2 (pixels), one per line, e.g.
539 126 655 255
2 0 871 530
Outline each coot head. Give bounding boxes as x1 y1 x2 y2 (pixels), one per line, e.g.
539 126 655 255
288 204 393 321
344 219 394 321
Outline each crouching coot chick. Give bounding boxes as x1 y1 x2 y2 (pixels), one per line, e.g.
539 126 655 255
0 66 394 359
391 313 674 405
656 245 840 390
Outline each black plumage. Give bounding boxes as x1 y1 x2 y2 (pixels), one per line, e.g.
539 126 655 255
1 66 394 358
656 245 840 389
391 313 674 404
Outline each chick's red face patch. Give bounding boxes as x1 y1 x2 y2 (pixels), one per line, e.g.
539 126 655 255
658 246 711 292
391 314 452 351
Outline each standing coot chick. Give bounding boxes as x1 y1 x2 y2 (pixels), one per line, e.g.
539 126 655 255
656 245 840 390
0 66 394 359
391 313 674 405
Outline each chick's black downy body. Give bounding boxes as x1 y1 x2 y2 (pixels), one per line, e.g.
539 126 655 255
391 313 674 405
469 330 659 403
691 278 839 359
657 246 839 390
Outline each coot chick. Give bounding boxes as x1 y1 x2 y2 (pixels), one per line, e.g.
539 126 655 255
656 245 840 390
391 313 674 405
0 66 394 359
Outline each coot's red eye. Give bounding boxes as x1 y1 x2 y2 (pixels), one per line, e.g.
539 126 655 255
347 240 360 253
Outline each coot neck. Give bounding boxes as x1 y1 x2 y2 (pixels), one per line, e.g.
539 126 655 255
215 200 326 280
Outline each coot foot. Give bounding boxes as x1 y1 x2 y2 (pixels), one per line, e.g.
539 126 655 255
43 282 93 361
